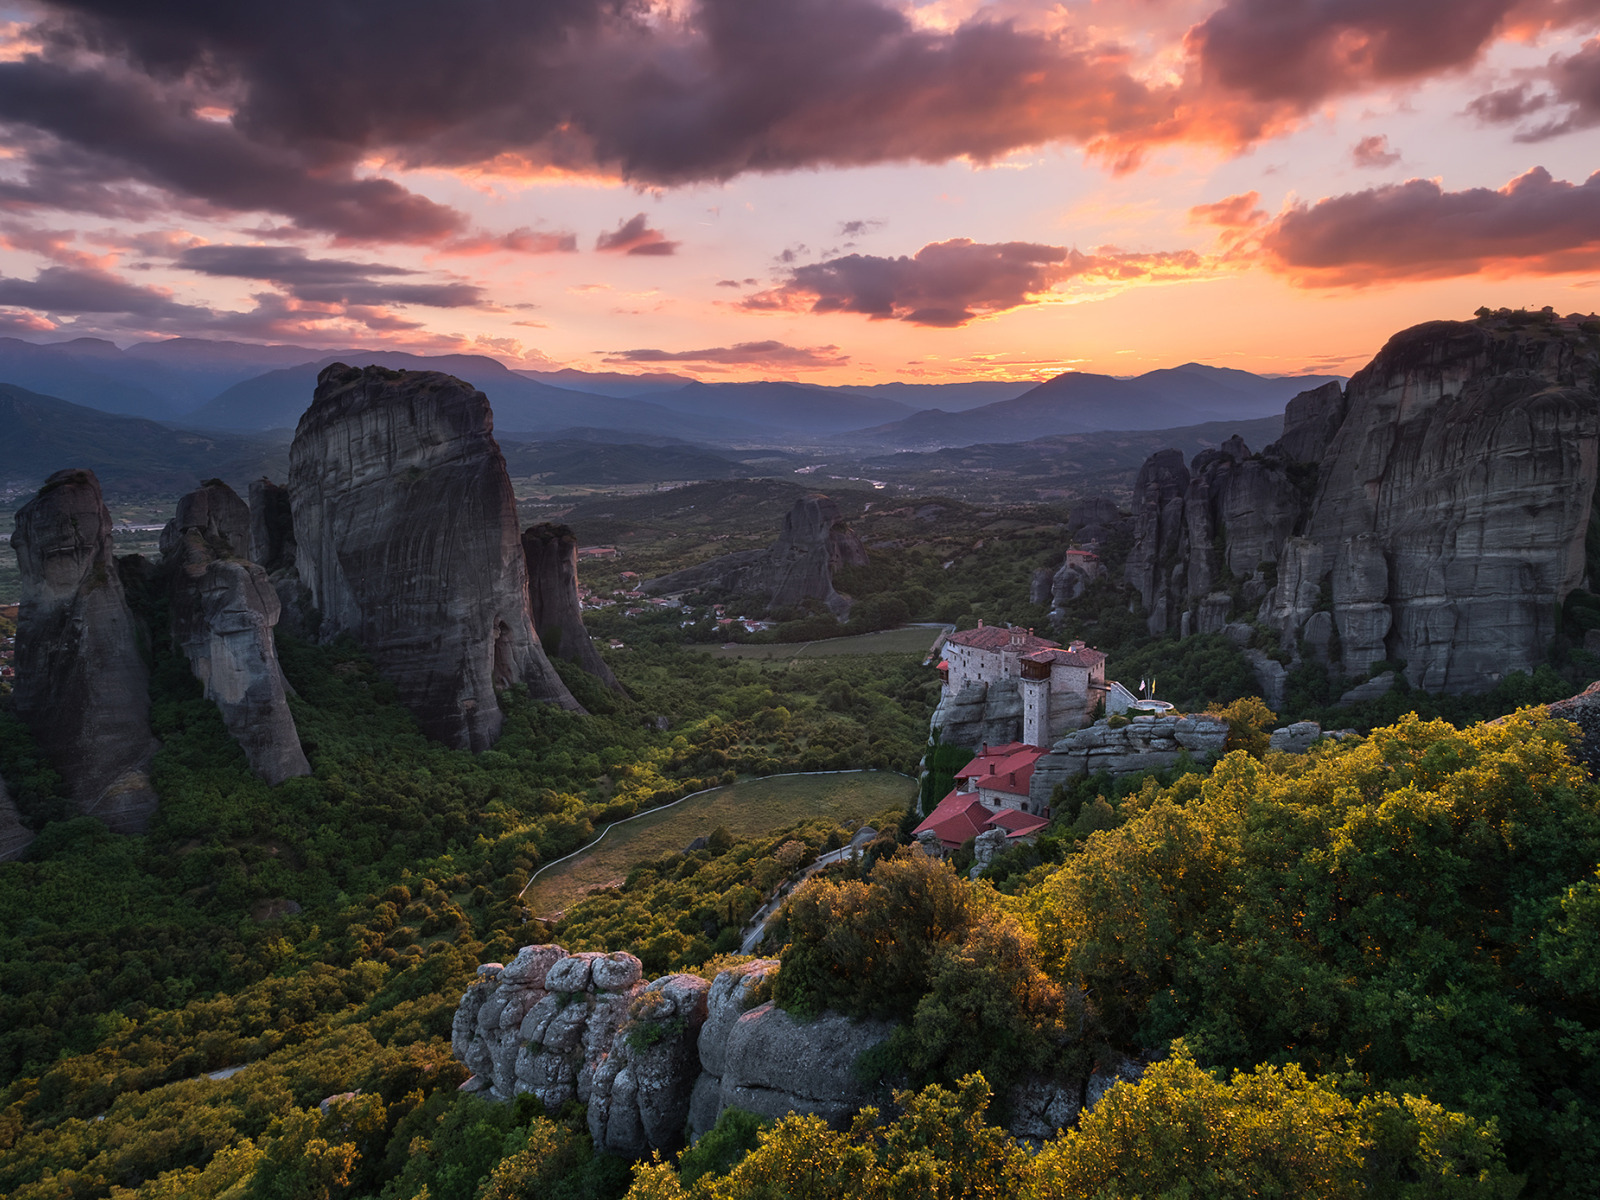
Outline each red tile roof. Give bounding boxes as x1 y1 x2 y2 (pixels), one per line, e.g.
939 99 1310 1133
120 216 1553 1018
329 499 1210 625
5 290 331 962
986 808 1050 837
913 792 994 849
945 625 1059 654
1021 647 1107 669
913 788 1051 849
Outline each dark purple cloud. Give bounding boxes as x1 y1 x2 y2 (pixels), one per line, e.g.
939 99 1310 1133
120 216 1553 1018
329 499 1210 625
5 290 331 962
1249 166 1600 283
602 340 847 367
595 214 679 256
0 263 206 319
174 244 484 307
1187 0 1597 110
1469 36 1600 140
1350 134 1400 167
744 238 1202 327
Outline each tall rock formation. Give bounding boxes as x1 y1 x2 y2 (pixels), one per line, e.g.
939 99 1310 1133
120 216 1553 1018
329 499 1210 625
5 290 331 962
10 469 159 833
1121 311 1600 694
288 364 579 750
642 494 869 617
162 480 310 784
522 523 624 694
0 773 32 861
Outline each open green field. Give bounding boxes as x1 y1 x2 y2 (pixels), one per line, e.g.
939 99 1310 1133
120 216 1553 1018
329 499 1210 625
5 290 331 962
524 770 914 917
685 624 946 660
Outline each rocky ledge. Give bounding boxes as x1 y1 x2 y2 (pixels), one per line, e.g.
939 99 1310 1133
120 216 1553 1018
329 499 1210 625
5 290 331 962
453 943 1146 1154
1029 713 1229 808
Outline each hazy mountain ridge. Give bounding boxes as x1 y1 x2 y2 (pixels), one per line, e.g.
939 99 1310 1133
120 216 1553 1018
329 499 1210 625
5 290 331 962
0 383 288 497
0 336 1343 449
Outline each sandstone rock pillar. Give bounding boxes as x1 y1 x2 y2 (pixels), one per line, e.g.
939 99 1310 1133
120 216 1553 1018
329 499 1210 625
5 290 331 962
163 481 310 785
288 364 579 750
11 469 159 833
522 523 624 694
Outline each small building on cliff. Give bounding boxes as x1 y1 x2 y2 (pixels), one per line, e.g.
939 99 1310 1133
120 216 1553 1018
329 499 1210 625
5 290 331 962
936 621 1136 748
914 741 1052 850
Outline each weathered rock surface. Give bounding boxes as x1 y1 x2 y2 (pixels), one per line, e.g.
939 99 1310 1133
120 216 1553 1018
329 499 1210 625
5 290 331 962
643 495 868 618
455 947 896 1156
1124 314 1600 695
1268 721 1322 753
163 481 309 784
0 773 32 861
1030 713 1229 807
10 469 159 833
523 523 623 694
1542 682 1600 775
288 364 579 749
1336 672 1397 707
930 677 1024 748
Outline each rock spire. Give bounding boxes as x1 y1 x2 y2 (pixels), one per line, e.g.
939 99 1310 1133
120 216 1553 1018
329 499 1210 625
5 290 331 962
10 468 159 833
522 523 624 694
162 479 310 785
288 364 579 750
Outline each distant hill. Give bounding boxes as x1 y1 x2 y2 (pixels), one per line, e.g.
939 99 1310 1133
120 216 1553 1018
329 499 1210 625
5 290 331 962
0 383 288 498
518 368 695 397
0 336 323 419
644 381 917 436
184 352 771 442
499 440 756 484
832 380 1035 412
845 365 1344 450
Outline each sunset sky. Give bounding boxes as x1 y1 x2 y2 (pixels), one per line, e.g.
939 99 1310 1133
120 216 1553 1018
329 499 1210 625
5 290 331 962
0 0 1596 383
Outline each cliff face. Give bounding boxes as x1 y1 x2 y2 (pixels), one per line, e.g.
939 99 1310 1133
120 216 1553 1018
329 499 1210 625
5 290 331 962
163 480 310 785
522 523 624 694
642 494 868 617
0 773 32 861
1122 314 1600 693
289 364 578 750
455 943 1120 1151
10 469 159 833
1302 320 1599 691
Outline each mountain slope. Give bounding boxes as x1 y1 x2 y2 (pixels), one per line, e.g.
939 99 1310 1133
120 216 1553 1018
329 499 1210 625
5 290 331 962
645 380 917 435
847 366 1344 449
0 384 288 497
186 351 770 441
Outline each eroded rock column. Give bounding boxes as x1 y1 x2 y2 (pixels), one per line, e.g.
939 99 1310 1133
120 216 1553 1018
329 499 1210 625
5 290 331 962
288 364 579 750
11 469 159 833
163 480 309 785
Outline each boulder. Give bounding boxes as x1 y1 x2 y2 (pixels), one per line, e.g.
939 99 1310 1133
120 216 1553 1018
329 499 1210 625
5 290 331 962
643 494 868 618
969 826 1009 878
1085 1056 1147 1112
1336 672 1397 707
288 364 580 750
710 1002 893 1130
1029 714 1229 808
523 523 625 694
163 481 309 785
10 469 159 833
1008 1076 1082 1143
1268 721 1322 753
1541 681 1600 775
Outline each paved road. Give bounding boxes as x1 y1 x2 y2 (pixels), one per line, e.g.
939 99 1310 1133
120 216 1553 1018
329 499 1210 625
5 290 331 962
738 834 875 954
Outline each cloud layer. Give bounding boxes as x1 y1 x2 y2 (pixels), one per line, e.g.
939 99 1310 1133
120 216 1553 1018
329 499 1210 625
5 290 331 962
1201 168 1600 284
745 238 1203 326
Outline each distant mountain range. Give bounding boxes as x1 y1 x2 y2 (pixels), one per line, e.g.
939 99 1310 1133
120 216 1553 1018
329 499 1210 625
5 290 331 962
839 364 1345 450
0 383 288 497
0 336 1342 449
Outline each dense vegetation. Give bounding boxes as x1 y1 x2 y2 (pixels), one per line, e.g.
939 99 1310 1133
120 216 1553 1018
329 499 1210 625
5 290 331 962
5 474 1600 1200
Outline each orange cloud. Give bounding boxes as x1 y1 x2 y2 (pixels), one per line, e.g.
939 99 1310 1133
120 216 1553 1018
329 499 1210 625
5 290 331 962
746 237 1206 326
1241 167 1600 286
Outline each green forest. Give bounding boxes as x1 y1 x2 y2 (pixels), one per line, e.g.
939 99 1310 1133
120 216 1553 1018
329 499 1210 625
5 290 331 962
3 487 1600 1199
